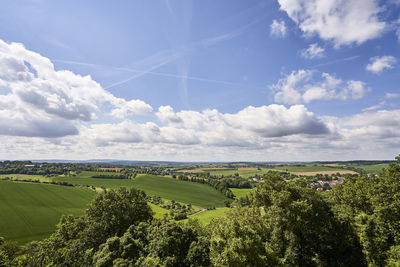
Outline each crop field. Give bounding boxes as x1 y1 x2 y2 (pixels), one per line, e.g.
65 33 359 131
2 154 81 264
355 164 390 174
0 180 95 243
52 171 136 189
130 175 227 208
52 173 227 208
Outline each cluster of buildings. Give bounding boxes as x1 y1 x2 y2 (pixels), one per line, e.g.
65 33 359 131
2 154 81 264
309 179 344 190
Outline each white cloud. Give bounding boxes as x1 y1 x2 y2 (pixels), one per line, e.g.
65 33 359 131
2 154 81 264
345 80 370 99
301 43 324 59
366 56 397 74
272 70 369 104
1 107 400 161
110 99 153 119
270 19 287 38
278 0 386 46
86 104 329 147
0 39 153 137
339 110 400 139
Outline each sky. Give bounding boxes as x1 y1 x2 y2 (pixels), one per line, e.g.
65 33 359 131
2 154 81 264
0 0 399 161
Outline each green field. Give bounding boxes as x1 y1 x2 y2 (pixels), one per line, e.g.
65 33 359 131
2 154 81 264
51 172 227 208
130 175 227 208
52 171 136 189
0 180 95 243
355 164 390 174
231 188 254 199
184 208 230 225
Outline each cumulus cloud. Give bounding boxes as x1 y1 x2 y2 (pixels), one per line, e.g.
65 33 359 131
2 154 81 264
301 43 324 59
339 109 400 139
278 0 386 46
82 104 329 148
110 99 153 119
270 19 287 38
0 39 153 137
366 56 397 74
272 70 370 104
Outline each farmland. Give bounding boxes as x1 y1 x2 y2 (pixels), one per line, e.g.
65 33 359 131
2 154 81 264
0 180 95 244
355 163 390 174
177 164 358 177
52 172 228 208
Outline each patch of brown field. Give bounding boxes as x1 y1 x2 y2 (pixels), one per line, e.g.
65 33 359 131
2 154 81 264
293 170 357 176
322 164 341 167
238 167 258 171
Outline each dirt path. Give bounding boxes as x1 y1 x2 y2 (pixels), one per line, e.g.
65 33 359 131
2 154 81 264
188 209 206 217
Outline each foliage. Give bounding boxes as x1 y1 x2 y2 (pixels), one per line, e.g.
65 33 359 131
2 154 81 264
329 162 400 266
28 187 153 266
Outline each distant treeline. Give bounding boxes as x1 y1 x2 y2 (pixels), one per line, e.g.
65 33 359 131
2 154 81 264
314 160 395 165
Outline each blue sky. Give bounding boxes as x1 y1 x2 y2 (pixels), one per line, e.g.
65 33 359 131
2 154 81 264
0 0 399 161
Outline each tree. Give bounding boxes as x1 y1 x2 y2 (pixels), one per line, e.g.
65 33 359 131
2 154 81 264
30 187 153 266
228 173 365 266
329 157 400 266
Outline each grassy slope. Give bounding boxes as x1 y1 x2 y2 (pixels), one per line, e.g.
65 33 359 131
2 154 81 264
52 172 227 208
148 203 169 219
131 175 227 208
0 180 95 243
183 208 230 225
230 188 254 199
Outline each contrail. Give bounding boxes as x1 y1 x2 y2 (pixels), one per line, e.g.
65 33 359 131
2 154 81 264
54 13 267 90
311 55 360 68
53 59 265 89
